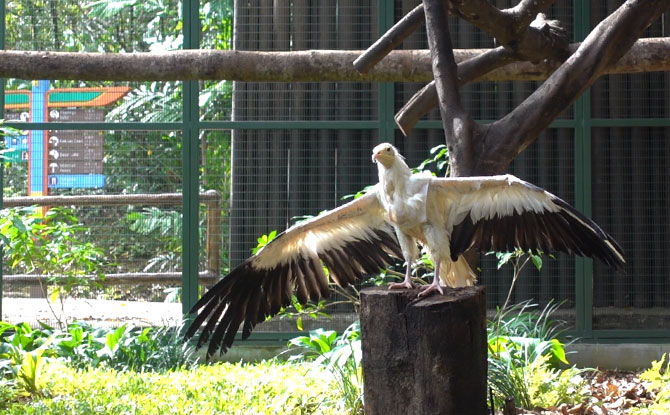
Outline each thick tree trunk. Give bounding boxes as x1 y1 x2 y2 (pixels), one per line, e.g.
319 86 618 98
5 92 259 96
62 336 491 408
360 286 488 415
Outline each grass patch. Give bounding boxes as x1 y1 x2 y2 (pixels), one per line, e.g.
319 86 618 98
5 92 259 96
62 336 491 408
3 360 343 415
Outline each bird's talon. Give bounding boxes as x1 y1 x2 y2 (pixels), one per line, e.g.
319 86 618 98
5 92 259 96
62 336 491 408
417 283 444 297
389 281 414 290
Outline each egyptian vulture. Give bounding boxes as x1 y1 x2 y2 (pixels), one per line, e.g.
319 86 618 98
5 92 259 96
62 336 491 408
186 143 625 356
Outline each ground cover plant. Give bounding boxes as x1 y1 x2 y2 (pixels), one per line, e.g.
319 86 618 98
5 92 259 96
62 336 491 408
2 315 670 414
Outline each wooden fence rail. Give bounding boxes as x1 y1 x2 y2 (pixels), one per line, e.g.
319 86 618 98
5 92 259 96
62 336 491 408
2 190 222 286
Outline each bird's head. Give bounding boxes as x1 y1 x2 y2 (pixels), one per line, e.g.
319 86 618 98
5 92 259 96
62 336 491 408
372 143 399 168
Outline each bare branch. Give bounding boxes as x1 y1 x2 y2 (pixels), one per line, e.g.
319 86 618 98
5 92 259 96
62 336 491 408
476 0 670 173
424 0 478 175
448 0 569 61
503 0 558 30
395 47 517 136
353 4 425 74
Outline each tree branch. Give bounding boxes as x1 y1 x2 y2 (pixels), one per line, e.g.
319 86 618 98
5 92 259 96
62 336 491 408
424 0 478 175
395 46 517 136
395 36 670 135
0 40 668 82
353 4 425 74
503 0 558 31
448 0 569 62
476 0 670 173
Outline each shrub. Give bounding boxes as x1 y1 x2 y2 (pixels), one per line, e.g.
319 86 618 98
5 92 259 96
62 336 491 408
633 354 670 414
487 301 589 410
3 360 342 415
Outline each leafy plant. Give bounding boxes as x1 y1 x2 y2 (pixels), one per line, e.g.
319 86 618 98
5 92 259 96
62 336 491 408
3 360 343 415
413 143 450 176
633 354 670 414
490 248 547 319
487 301 587 410
0 321 53 397
287 321 364 415
0 207 109 326
0 321 197 375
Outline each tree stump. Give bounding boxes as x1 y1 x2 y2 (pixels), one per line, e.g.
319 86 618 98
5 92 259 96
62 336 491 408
360 285 488 415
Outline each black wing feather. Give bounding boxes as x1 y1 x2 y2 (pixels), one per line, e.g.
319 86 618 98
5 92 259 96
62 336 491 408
185 226 402 357
449 193 625 271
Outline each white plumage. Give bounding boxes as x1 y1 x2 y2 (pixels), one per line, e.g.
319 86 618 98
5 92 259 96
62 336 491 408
186 143 625 356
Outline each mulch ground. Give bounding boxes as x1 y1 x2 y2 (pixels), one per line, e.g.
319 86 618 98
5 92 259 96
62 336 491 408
514 370 655 415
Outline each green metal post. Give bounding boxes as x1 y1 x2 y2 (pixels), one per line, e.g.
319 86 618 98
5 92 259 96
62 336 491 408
573 0 593 339
0 0 5 322
181 0 200 316
377 0 395 144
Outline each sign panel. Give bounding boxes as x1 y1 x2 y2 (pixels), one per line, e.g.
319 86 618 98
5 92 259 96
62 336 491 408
48 160 103 175
47 108 106 122
4 82 130 190
48 147 104 161
3 109 29 162
47 131 104 148
48 174 105 188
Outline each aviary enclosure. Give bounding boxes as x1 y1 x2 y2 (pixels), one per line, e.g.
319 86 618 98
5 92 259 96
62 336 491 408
1 0 669 344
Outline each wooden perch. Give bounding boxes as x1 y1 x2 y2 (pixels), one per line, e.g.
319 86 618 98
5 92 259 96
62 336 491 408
0 40 668 83
360 286 488 415
476 0 670 174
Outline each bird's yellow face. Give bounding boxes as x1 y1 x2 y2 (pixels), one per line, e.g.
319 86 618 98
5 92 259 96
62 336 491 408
372 143 396 168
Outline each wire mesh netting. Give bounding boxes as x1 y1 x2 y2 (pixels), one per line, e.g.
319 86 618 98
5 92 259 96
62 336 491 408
591 127 670 329
201 0 378 122
2 127 187 327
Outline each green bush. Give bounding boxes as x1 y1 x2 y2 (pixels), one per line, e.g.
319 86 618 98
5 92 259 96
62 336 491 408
487 301 589 410
1 321 197 381
3 360 342 415
633 354 670 414
287 321 363 415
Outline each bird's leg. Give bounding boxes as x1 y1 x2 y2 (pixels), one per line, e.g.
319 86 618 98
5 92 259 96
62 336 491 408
388 261 414 290
418 262 444 297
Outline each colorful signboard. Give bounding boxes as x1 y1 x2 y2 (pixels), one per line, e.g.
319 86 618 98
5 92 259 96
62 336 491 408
2 81 130 193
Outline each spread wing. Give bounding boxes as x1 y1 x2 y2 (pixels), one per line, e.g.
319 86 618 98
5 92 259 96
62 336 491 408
427 174 625 270
185 186 402 357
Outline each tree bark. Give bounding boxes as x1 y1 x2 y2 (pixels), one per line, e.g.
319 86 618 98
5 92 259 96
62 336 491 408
423 0 478 175
360 286 488 415
0 39 668 82
475 0 670 175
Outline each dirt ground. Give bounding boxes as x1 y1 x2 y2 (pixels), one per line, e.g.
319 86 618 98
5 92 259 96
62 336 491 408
2 297 183 328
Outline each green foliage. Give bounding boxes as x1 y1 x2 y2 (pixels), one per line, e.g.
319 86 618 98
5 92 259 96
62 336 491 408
287 321 363 415
413 144 450 176
0 207 109 301
0 321 197 377
126 207 182 271
487 301 588 410
277 295 330 331
633 354 670 414
4 360 343 415
253 229 278 254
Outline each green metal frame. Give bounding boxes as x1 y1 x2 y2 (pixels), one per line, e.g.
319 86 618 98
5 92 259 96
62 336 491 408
0 0 5 322
0 0 668 343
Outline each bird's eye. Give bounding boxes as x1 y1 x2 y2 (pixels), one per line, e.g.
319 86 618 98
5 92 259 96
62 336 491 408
386 147 391 152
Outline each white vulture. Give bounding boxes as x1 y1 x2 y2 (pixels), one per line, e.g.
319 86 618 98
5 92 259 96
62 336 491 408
186 143 625 356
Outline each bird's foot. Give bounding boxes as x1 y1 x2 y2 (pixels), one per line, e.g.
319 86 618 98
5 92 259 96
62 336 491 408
417 281 444 297
388 280 414 290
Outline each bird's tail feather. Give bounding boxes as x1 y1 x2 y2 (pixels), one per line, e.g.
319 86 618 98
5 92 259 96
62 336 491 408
439 256 477 288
